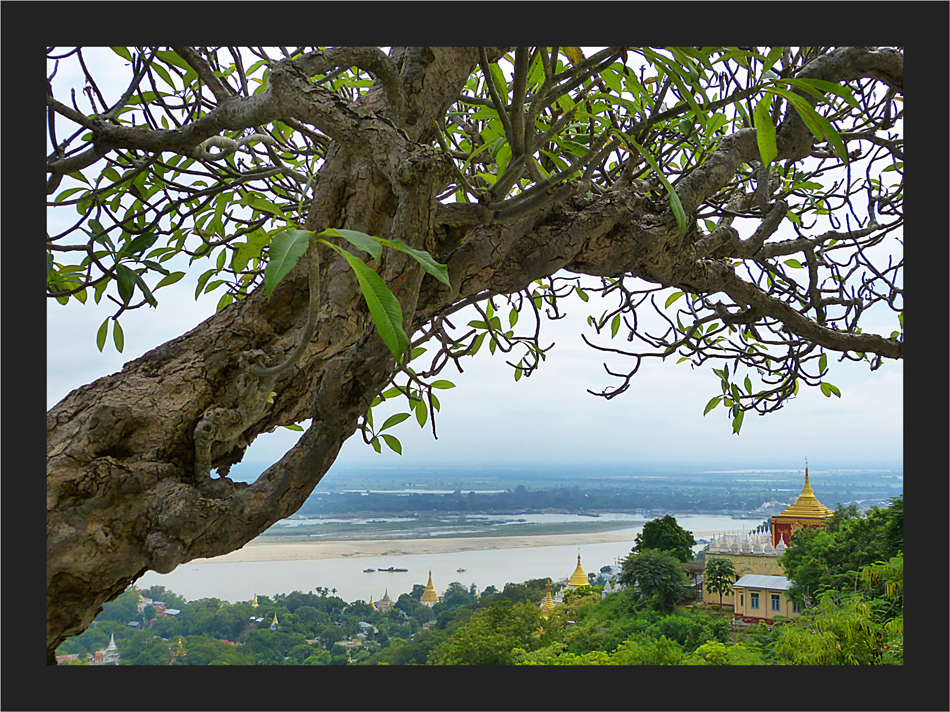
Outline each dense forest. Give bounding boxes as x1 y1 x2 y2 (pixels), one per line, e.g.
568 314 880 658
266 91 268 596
58 498 902 666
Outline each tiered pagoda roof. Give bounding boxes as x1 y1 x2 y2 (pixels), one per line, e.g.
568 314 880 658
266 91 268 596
777 469 832 520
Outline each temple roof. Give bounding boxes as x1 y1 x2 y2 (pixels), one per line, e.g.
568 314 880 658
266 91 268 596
776 469 832 520
567 554 588 587
420 570 439 603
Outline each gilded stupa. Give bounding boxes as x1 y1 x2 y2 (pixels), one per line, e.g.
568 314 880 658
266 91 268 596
539 580 557 618
565 553 588 589
771 466 833 547
420 570 439 607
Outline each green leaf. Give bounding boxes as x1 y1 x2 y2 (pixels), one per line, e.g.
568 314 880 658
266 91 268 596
380 413 412 432
430 380 456 390
322 241 410 359
753 96 777 167
610 314 621 338
374 237 451 286
282 423 304 432
621 133 688 234
703 395 722 416
240 193 287 220
115 264 138 304
414 399 428 428
133 271 158 307
111 47 133 62
318 228 382 261
381 434 403 455
155 49 198 79
155 271 186 290
782 77 859 109
732 408 744 435
467 332 487 357
665 291 685 308
819 353 828 373
819 381 841 398
768 87 848 161
264 229 312 298
784 258 804 269
113 320 125 353
96 319 109 352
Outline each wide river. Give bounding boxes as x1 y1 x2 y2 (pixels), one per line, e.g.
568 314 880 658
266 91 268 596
137 513 759 605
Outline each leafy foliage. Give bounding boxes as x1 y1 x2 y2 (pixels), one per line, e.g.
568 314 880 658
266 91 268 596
618 548 691 612
632 513 697 563
703 557 738 607
780 496 903 605
47 46 902 430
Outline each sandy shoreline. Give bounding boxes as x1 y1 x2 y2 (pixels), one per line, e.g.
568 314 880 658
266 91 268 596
193 529 725 564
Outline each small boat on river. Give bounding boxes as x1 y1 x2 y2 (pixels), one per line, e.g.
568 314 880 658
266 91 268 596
363 568 375 573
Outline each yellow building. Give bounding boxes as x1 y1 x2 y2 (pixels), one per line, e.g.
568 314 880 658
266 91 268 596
700 530 786 610
731 574 801 620
420 570 439 607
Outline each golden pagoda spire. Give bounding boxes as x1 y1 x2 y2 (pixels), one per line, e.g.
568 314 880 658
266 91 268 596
420 569 439 606
540 579 556 618
369 596 376 610
771 463 833 547
567 553 588 588
779 466 832 519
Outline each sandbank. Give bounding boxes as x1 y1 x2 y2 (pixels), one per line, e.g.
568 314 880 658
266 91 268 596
193 529 725 564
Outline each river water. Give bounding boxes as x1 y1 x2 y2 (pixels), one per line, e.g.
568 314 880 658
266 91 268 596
137 513 758 605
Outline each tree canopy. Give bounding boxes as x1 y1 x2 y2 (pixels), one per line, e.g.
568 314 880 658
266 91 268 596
46 46 903 662
618 548 690 612
633 514 696 562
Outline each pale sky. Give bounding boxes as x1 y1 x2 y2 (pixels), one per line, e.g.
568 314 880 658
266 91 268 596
46 48 904 476
46 269 904 473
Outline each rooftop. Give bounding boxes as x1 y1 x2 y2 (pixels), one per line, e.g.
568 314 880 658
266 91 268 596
732 574 792 591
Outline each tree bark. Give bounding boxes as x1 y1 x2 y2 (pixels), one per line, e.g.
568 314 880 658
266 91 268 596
46 46 902 662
